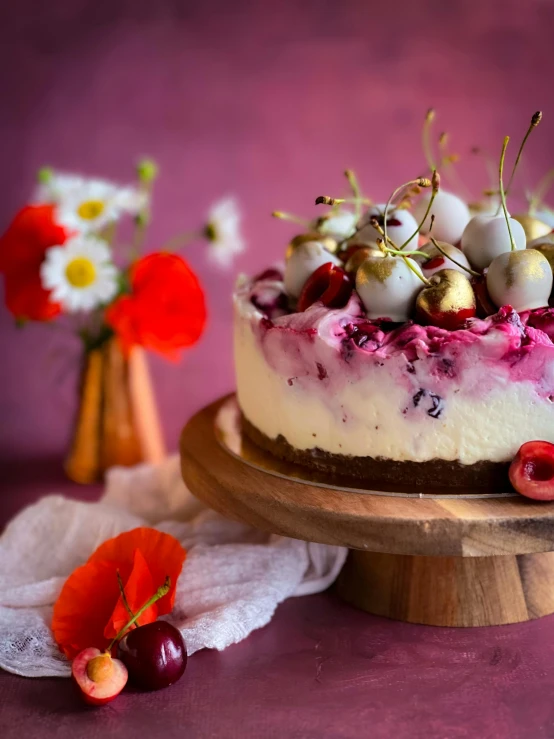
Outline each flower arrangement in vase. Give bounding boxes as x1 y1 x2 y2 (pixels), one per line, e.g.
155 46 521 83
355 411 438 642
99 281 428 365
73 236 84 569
0 161 244 483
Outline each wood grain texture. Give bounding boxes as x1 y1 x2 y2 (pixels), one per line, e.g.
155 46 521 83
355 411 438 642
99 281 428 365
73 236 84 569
335 550 554 626
180 397 554 558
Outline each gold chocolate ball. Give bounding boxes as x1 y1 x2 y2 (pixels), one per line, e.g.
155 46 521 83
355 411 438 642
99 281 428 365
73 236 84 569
416 269 476 330
344 246 383 275
285 232 338 260
530 243 554 272
512 214 552 243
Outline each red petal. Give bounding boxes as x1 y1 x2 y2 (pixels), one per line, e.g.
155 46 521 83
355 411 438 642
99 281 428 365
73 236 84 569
52 560 122 659
88 528 186 615
104 548 158 639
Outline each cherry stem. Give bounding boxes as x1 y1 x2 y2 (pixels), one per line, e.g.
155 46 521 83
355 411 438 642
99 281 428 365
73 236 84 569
107 576 171 651
382 177 431 255
272 211 311 227
398 171 440 250
498 136 517 251
429 237 481 277
344 169 367 220
117 570 138 625
422 108 436 171
505 111 542 200
438 132 473 201
315 196 372 207
374 228 430 286
529 168 554 212
401 254 431 285
472 146 499 197
384 247 430 259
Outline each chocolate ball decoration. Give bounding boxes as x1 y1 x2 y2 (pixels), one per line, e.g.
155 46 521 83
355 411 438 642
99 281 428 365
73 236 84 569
284 241 340 298
486 249 553 312
315 211 357 241
356 205 419 250
418 241 472 279
413 190 471 245
344 246 383 275
461 214 526 271
356 255 424 322
285 232 338 261
416 269 476 330
529 234 554 272
512 214 551 243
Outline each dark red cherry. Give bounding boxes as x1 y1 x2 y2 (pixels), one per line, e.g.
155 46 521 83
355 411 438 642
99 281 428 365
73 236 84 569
117 621 187 691
509 441 554 500
297 263 352 312
253 267 283 282
471 274 496 318
339 243 368 265
422 255 445 271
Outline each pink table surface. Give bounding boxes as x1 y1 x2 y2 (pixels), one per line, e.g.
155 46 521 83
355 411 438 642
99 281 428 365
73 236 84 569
2 462 554 739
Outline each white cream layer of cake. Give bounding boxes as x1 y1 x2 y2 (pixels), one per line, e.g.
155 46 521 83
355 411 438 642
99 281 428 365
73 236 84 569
234 276 554 466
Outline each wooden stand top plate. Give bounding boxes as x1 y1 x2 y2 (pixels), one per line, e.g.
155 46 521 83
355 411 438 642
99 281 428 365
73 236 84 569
180 395 554 559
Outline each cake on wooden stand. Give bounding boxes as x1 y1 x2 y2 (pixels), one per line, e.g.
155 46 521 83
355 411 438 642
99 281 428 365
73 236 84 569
183 115 554 627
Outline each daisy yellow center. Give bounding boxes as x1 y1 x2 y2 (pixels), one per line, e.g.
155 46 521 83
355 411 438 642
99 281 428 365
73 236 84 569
65 257 96 288
77 199 105 221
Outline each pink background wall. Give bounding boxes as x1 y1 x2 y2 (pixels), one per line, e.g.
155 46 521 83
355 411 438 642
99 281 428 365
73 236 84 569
2 0 554 461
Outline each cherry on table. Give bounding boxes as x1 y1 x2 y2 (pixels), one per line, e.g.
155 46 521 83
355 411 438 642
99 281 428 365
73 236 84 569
72 647 128 706
117 621 187 691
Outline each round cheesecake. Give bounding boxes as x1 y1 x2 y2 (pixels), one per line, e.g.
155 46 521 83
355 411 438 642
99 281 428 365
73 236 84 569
234 269 554 490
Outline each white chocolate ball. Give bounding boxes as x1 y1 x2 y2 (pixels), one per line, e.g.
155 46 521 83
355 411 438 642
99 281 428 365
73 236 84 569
356 255 424 322
284 241 340 298
413 191 470 244
461 214 526 271
316 211 357 241
357 205 419 250
486 249 552 312
418 241 472 279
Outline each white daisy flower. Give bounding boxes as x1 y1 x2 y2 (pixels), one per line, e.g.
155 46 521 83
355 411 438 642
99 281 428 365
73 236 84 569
34 172 86 203
316 210 357 240
40 236 120 313
34 171 148 234
205 197 245 268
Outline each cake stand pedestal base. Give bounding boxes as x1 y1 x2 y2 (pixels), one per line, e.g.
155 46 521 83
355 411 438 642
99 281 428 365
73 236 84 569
180 396 554 628
336 550 554 627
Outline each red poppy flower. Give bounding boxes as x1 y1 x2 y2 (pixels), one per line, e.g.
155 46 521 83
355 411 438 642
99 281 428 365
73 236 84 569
0 205 67 321
106 252 207 359
52 527 186 660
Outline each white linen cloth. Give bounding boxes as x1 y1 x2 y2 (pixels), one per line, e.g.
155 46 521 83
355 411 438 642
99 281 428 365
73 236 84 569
0 455 347 677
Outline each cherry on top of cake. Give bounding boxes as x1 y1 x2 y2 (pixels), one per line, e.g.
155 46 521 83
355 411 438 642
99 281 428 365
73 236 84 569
255 109 554 334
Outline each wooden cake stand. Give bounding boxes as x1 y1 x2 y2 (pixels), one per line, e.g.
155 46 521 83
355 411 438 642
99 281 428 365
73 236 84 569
180 395 554 628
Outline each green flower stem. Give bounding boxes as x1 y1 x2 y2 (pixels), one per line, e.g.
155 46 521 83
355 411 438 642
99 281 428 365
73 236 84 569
160 229 203 252
107 576 171 652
